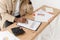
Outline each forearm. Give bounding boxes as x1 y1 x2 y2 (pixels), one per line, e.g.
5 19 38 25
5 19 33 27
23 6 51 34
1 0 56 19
0 5 15 22
0 12 15 22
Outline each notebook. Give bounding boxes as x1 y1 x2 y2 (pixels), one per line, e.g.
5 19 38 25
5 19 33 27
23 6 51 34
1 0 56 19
17 19 42 31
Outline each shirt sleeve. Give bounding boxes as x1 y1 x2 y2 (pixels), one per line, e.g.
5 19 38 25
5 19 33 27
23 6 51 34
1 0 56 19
0 0 15 22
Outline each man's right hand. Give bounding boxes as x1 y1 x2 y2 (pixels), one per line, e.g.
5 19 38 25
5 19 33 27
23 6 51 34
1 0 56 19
14 17 27 23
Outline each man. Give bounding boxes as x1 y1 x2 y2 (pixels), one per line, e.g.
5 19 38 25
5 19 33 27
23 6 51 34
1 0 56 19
0 0 33 30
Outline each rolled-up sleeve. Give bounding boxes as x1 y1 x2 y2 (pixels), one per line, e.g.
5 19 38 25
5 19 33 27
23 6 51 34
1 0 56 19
0 0 15 22
1 13 15 22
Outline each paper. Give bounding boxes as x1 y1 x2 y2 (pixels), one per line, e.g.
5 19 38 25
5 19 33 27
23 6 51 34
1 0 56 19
0 31 20 40
45 7 54 13
34 9 54 22
17 19 41 30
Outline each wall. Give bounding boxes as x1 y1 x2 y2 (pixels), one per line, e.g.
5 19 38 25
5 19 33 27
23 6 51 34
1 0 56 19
31 0 60 11
45 0 60 9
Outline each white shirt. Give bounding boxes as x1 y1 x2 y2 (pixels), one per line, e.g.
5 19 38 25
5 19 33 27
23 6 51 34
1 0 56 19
14 0 20 16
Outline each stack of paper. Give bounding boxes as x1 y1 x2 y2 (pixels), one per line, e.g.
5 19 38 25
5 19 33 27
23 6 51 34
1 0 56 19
0 31 20 40
17 19 41 30
34 9 54 22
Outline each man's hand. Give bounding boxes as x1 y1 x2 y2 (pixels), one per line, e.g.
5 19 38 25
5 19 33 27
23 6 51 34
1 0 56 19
14 17 27 23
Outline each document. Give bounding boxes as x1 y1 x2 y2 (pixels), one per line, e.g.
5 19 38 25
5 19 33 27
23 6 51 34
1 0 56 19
34 9 54 22
45 7 54 13
0 31 20 40
17 19 41 30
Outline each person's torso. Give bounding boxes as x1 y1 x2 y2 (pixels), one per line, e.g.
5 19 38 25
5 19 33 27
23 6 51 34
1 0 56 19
6 0 17 15
6 0 33 16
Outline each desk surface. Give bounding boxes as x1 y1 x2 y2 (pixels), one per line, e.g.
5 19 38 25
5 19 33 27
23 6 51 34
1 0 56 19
6 5 60 40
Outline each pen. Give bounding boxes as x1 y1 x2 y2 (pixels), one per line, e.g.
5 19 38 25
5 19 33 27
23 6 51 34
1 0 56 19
37 14 45 16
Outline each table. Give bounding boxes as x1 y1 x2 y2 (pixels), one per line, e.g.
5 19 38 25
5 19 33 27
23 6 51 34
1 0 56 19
6 5 60 40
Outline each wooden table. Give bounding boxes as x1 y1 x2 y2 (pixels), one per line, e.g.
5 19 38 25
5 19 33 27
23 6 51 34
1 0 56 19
6 5 60 40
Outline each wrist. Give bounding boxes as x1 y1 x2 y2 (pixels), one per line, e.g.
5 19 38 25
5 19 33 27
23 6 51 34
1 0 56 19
14 18 18 22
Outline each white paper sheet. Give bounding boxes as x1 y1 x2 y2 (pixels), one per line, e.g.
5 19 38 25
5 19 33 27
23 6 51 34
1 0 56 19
34 9 54 22
17 19 41 30
45 7 54 13
0 31 20 40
